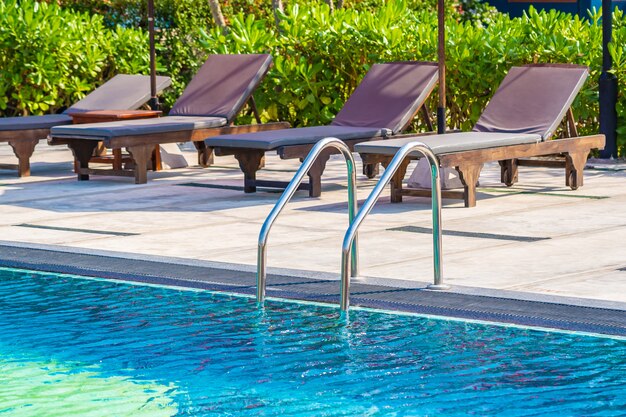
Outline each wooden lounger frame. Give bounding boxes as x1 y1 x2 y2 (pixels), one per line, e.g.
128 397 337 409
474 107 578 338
0 130 46 177
48 96 290 184
49 123 290 184
210 102 435 197
360 109 605 207
2 74 172 178
213 137 365 198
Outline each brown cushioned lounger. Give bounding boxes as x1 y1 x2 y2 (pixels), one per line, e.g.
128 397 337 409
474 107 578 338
203 61 439 197
355 64 606 207
0 74 171 177
48 54 289 184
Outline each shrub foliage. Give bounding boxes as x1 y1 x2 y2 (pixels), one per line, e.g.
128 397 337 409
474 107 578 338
2 0 624 155
199 4 623 156
0 0 150 116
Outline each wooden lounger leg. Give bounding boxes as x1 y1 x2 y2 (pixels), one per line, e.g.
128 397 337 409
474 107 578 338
234 150 265 193
565 151 588 190
193 141 215 168
306 150 332 198
68 141 99 181
456 163 483 208
360 153 380 179
499 159 519 187
127 145 153 184
112 148 124 171
151 145 163 171
8 138 39 177
381 157 409 203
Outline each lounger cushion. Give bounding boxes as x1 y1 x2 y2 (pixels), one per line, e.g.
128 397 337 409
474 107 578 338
354 132 541 156
65 75 172 114
50 116 227 139
473 65 588 140
169 54 272 121
0 75 171 135
332 62 438 134
205 126 392 150
0 114 72 132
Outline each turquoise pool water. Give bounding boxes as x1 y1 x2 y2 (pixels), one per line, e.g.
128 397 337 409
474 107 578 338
0 268 624 416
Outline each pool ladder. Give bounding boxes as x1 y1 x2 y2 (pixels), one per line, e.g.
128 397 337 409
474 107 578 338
257 138 448 311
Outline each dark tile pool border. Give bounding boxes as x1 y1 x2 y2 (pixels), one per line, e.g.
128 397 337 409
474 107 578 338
0 243 625 337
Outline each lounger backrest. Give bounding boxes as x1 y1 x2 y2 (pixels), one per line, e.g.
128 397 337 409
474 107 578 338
65 74 172 113
331 62 439 134
473 64 588 140
169 54 273 121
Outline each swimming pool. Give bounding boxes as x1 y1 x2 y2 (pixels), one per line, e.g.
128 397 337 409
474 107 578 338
1 267 624 416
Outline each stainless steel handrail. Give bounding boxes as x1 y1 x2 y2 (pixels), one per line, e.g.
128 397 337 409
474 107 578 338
257 137 359 303
340 141 449 311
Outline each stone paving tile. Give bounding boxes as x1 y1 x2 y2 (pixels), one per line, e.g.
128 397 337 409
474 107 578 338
364 226 626 299
68 220 341 261
503 267 626 301
0 224 116 245
9 210 242 235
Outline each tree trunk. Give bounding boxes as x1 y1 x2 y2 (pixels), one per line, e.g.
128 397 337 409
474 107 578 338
325 0 335 13
208 0 228 33
337 0 344 8
272 0 284 30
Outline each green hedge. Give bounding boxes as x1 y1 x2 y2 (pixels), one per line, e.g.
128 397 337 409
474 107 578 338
50 0 448 112
197 3 625 155
0 0 150 116
3 0 625 155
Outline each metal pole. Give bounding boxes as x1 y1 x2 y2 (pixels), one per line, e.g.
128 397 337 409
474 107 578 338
257 138 358 303
340 142 449 312
148 0 159 110
599 0 617 158
437 0 446 134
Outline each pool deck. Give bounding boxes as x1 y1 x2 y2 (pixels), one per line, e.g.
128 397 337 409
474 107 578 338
1 140 625 332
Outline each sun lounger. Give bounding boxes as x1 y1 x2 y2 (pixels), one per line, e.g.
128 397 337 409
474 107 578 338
48 54 290 184
0 74 171 177
203 61 439 197
355 64 606 207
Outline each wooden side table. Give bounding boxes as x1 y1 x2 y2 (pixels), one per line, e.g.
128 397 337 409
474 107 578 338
67 110 163 171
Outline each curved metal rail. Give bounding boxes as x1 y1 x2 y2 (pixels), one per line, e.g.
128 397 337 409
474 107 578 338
257 137 359 303
340 141 449 311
